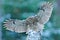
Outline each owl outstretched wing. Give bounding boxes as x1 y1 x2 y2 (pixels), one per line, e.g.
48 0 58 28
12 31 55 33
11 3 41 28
3 19 27 33
37 2 53 24
3 2 53 33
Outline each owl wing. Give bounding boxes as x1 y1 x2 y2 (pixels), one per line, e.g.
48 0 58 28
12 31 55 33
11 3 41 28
37 2 53 24
3 19 27 33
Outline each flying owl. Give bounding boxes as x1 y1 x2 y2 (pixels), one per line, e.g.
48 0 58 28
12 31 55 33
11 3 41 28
3 2 53 34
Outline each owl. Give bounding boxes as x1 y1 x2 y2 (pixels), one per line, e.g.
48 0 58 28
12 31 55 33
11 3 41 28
3 2 53 34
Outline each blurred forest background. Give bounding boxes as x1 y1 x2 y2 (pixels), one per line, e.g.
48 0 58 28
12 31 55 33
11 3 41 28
0 0 60 40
